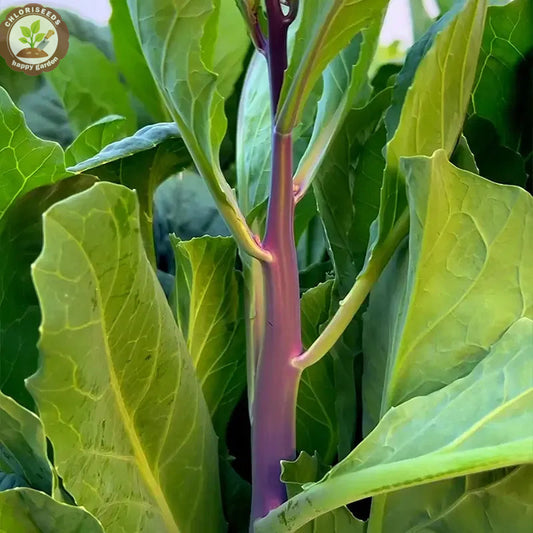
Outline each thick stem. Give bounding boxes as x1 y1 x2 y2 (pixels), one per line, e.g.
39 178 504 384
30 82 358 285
251 130 302 522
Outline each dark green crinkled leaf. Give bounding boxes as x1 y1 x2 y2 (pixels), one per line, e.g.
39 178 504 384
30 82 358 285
70 122 191 265
0 391 52 493
65 115 129 167
297 281 337 464
47 37 136 135
0 488 104 533
171 236 246 441
257 317 533 532
28 182 225 533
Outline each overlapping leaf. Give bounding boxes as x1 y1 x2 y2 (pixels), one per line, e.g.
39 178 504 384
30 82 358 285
171 236 246 440
371 0 487 254
277 0 389 132
28 183 225 533
0 489 104 533
47 37 136 135
0 391 51 493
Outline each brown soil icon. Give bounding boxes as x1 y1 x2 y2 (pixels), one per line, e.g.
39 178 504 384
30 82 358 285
17 28 54 58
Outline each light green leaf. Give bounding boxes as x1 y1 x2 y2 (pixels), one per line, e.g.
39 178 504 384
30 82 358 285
277 0 389 132
69 123 191 266
0 87 72 406
171 235 246 441
34 33 45 43
293 17 385 194
364 150 533 429
30 20 40 34
127 0 264 260
362 150 533 531
20 26 31 38
213 0 250 99
472 0 533 156
297 281 337 464
280 452 365 533
0 391 52 492
409 0 434 41
0 488 104 532
109 0 169 122
65 115 128 167
378 465 533 532
27 182 225 533
47 37 136 135
18 37 28 44
372 0 487 253
256 317 533 532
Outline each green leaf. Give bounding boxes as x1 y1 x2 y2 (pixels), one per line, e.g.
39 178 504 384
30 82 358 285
277 0 389 132
47 37 136 135
280 452 365 532
256 317 533 532
409 0 434 41
0 87 73 406
69 123 191 266
293 17 386 193
171 236 246 441
65 115 129 167
109 0 169 122
472 0 533 157
127 0 263 260
372 0 487 253
0 391 52 492
364 150 533 430
450 134 479 174
362 150 533 532
464 115 528 187
20 26 31 38
34 33 45 43
212 0 250 99
377 465 533 532
30 20 40 34
0 488 104 532
314 89 391 296
297 281 337 464
27 182 225 533
18 37 28 44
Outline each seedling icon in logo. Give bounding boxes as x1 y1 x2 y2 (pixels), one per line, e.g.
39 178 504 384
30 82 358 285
17 20 54 58
0 4 69 75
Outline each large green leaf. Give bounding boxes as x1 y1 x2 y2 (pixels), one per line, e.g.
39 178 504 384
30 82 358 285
65 115 129 167
472 0 533 157
0 87 75 406
364 150 533 428
127 0 262 259
372 0 487 253
256 317 533 532
171 236 246 440
277 0 389 132
109 0 169 122
362 150 533 532
297 281 337 464
27 183 225 533
47 37 136 135
69 123 191 266
0 488 104 532
0 391 51 492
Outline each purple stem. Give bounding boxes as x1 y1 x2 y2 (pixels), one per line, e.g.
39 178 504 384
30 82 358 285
251 0 302 523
